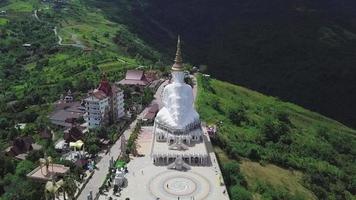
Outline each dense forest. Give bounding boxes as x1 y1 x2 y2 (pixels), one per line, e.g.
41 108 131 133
90 0 356 128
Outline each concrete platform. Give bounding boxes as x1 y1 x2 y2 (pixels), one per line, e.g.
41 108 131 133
151 137 209 158
105 126 230 200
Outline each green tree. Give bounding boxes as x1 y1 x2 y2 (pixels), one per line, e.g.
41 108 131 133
0 117 9 129
222 161 240 186
62 175 77 200
15 160 35 177
27 149 45 163
142 88 154 106
229 106 248 126
230 185 252 200
0 154 15 177
260 116 289 143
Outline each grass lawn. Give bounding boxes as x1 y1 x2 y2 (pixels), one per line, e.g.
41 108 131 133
0 0 35 12
99 61 131 72
197 74 356 199
56 2 122 50
240 160 316 200
214 146 315 200
0 17 8 25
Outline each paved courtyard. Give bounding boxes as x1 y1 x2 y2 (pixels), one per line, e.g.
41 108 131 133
111 126 229 200
97 78 229 200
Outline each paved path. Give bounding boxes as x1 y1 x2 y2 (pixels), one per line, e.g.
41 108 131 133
77 120 138 200
192 75 198 103
78 80 167 199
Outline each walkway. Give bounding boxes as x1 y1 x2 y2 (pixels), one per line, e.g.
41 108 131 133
78 80 167 199
115 75 230 200
77 120 138 200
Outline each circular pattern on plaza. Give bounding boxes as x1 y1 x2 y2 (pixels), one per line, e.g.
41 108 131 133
148 170 211 200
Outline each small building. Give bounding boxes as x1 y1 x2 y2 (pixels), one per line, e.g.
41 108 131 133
5 136 42 160
63 90 74 103
117 70 149 87
22 43 32 47
142 103 159 124
49 90 85 128
84 75 125 129
49 101 85 127
54 139 68 152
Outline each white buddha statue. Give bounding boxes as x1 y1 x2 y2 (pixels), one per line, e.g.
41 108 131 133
154 36 202 144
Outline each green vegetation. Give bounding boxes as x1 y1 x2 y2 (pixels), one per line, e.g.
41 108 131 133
126 121 142 156
0 0 161 199
196 75 356 200
0 18 8 25
0 0 37 12
93 0 356 129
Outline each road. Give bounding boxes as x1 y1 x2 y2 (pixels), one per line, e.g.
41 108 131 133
77 119 138 200
78 81 167 200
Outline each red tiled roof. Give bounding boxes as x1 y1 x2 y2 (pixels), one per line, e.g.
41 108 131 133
148 103 159 113
118 79 148 86
111 84 121 94
118 70 149 86
92 89 108 100
97 79 112 96
125 70 145 80
144 112 157 120
143 103 159 120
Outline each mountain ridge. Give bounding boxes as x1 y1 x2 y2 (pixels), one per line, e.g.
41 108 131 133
89 0 356 128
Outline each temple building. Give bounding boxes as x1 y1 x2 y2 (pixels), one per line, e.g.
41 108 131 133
117 70 148 87
151 36 209 166
84 75 125 128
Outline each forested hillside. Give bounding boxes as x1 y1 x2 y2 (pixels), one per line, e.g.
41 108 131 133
0 0 160 198
90 0 356 128
196 74 356 200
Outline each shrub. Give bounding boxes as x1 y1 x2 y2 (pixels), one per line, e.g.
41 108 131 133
222 161 240 186
248 148 261 161
229 107 248 126
230 185 252 200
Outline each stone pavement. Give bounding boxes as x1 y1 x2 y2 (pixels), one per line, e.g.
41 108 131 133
112 126 230 200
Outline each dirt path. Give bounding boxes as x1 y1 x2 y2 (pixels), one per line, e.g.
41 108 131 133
33 9 87 49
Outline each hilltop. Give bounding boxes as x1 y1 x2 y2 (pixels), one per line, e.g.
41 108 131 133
0 0 355 200
89 0 356 128
196 74 356 200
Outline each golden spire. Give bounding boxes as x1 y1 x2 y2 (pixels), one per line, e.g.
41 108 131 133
172 35 184 71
